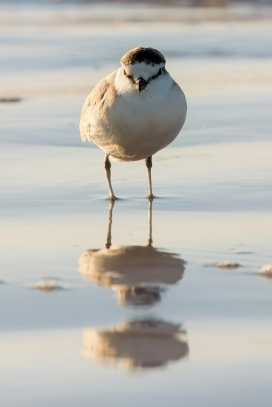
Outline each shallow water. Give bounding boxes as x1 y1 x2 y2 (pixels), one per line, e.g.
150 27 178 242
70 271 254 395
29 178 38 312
1 4 272 406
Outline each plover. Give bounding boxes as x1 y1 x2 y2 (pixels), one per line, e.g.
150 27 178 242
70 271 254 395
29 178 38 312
80 46 187 200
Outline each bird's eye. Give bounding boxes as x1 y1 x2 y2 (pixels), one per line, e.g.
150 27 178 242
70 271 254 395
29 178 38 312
157 68 162 76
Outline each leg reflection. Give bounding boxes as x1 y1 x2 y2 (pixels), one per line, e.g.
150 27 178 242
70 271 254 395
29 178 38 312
78 199 186 307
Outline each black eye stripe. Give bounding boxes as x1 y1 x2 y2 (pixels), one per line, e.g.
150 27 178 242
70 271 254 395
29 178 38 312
123 70 135 82
150 67 165 81
123 67 165 83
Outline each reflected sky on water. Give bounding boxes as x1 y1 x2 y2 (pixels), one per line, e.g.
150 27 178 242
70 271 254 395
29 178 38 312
1 3 272 406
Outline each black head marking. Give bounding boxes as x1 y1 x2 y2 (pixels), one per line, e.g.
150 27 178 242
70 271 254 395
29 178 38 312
121 47 166 66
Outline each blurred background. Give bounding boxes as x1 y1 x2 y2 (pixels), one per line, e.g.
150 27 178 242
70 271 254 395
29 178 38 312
1 0 272 406
1 0 272 6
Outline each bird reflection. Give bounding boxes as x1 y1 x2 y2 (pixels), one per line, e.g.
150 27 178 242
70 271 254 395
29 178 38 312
78 201 186 307
82 319 189 371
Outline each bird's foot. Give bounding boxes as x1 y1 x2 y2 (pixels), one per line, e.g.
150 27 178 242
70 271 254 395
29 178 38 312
107 195 118 201
147 194 156 201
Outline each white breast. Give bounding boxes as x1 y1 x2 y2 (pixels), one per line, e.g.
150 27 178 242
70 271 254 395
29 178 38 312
90 68 187 162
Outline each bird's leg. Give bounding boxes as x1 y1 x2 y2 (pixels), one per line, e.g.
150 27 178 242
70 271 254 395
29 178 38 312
145 156 155 201
104 154 117 201
105 200 115 249
147 199 153 246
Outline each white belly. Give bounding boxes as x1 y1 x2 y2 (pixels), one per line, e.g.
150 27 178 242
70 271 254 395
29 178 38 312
90 73 187 162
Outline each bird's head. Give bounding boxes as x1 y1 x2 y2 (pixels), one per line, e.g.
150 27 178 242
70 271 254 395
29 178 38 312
120 46 166 93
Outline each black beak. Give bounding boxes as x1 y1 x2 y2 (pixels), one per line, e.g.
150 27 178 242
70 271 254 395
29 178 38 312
136 77 148 93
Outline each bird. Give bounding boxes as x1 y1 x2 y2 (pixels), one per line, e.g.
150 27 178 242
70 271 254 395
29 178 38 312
79 46 187 200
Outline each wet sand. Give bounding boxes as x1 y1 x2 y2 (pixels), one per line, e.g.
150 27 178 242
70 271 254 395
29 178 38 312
1 4 272 406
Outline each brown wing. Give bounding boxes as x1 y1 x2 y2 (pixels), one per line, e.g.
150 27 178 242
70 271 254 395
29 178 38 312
79 70 118 142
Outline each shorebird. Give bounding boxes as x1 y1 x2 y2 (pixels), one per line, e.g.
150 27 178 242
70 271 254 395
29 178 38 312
80 46 187 200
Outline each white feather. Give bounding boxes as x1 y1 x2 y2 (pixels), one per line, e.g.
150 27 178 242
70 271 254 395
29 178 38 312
80 66 187 162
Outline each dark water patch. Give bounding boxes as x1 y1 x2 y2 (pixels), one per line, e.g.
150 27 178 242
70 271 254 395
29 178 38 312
0 97 22 103
235 251 254 255
203 261 242 270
